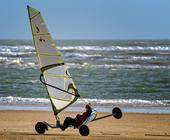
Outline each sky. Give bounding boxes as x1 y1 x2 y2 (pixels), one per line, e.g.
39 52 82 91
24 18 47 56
1 0 170 39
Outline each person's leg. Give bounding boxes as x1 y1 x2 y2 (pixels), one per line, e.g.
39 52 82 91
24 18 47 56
63 117 76 127
59 117 77 131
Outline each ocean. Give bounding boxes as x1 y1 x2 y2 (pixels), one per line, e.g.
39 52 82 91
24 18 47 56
0 39 170 113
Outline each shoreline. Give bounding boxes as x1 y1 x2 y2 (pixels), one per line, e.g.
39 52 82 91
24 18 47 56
0 104 170 114
0 110 170 140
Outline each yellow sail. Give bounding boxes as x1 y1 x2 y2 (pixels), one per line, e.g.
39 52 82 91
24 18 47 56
27 6 80 115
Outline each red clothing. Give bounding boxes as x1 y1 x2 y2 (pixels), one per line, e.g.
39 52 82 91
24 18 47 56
75 110 91 127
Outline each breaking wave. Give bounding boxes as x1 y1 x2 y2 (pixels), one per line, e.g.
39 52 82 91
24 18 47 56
1 45 170 53
61 45 170 51
0 96 169 108
67 63 170 69
0 57 169 70
0 57 37 69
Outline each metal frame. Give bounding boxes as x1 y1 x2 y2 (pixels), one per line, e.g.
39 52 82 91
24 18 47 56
43 121 58 128
42 112 116 130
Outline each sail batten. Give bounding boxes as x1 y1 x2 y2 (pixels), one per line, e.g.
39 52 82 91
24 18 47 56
30 12 40 20
27 6 80 115
33 33 51 36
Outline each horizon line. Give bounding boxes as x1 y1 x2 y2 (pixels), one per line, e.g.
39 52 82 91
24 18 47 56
1 38 170 41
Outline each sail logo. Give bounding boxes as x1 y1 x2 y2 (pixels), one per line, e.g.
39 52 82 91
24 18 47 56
39 37 45 42
34 24 40 33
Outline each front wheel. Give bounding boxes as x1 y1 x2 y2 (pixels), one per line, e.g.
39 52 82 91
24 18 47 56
35 122 48 134
79 125 89 136
112 107 123 119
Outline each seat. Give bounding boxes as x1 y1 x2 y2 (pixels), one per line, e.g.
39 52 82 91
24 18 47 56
81 109 97 125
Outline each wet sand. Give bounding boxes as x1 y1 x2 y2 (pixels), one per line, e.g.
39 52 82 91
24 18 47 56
0 110 169 140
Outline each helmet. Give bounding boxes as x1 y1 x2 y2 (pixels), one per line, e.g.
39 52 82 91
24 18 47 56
85 103 92 110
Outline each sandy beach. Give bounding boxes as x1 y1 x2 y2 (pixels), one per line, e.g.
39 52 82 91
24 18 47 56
0 110 169 140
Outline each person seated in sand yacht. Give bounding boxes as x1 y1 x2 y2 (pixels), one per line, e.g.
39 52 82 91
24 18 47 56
58 103 92 131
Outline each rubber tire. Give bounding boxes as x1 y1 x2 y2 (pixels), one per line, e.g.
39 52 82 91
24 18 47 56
79 125 89 136
35 122 47 134
112 107 122 119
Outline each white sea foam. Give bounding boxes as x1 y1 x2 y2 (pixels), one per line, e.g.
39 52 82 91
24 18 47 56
0 57 169 70
0 57 23 65
67 63 170 69
0 45 35 51
65 53 102 58
0 45 169 70
0 96 49 106
0 57 38 69
0 51 34 57
131 56 159 60
0 45 35 57
1 45 170 53
0 96 169 108
60 46 170 51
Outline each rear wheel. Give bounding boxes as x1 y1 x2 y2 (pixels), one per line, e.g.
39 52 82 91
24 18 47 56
35 122 48 134
79 125 89 136
112 107 122 119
